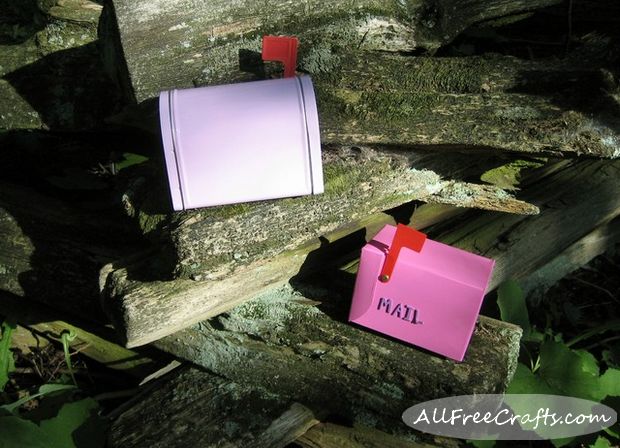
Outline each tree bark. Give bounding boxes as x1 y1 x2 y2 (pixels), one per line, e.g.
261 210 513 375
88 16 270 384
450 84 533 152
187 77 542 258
109 366 319 448
295 423 435 448
102 149 539 347
314 52 620 158
102 157 620 347
153 289 522 435
101 0 563 103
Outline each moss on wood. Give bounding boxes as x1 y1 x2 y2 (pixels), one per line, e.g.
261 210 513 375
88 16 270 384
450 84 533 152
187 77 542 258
154 286 521 433
480 158 547 190
105 0 564 102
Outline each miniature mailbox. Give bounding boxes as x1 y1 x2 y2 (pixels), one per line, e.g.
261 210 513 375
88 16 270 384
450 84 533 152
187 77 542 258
349 224 495 361
158 36 323 211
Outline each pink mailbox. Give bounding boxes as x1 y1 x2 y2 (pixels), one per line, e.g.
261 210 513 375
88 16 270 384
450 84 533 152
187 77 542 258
158 36 323 211
349 224 495 361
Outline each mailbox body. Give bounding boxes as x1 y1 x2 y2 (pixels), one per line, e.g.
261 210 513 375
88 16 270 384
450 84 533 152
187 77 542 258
349 225 495 361
159 75 323 211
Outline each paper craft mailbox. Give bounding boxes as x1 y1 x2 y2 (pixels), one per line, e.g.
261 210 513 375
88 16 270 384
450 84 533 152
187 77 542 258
158 36 323 211
349 224 495 361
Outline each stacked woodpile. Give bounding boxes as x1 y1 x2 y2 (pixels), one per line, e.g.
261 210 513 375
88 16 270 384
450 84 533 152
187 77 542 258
1 0 619 446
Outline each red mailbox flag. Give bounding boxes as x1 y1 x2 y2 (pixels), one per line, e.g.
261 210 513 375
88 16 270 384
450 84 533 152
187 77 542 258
261 35 299 78
380 224 427 282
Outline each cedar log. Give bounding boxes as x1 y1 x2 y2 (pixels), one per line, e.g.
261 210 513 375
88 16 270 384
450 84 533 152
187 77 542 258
136 159 620 436
102 157 620 347
102 0 620 158
314 52 620 158
109 366 319 448
295 423 436 448
155 288 522 436
101 0 563 103
101 147 540 347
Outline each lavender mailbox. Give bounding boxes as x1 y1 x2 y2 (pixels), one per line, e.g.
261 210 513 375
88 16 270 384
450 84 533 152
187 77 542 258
159 74 323 211
349 224 495 361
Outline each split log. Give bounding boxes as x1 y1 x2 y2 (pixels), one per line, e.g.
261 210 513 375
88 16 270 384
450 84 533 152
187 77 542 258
0 180 142 322
295 423 436 448
0 178 163 375
313 52 620 158
103 0 619 158
102 147 540 347
117 158 620 437
154 287 522 434
108 161 620 442
520 217 620 299
432 160 620 291
110 367 439 448
104 156 620 347
154 158 620 392
107 45 620 159
101 0 563 103
109 366 319 448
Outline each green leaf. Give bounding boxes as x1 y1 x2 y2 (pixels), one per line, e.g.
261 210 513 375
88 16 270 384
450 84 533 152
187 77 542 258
576 349 601 377
590 436 612 448
599 369 620 398
0 320 16 391
0 416 50 448
551 436 575 447
115 153 149 171
38 384 78 395
506 363 555 394
539 340 601 400
0 398 105 448
497 280 532 339
468 439 496 448
39 398 106 448
602 396 620 440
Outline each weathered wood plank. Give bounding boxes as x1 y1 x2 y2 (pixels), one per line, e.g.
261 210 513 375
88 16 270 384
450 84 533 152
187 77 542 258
0 182 129 321
332 160 620 294
103 0 620 159
102 147 540 347
0 291 157 377
109 48 620 159
101 0 563 103
154 288 522 435
436 160 620 291
148 160 620 426
314 52 620 158
109 366 318 448
295 423 435 448
105 156 620 347
520 217 620 298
